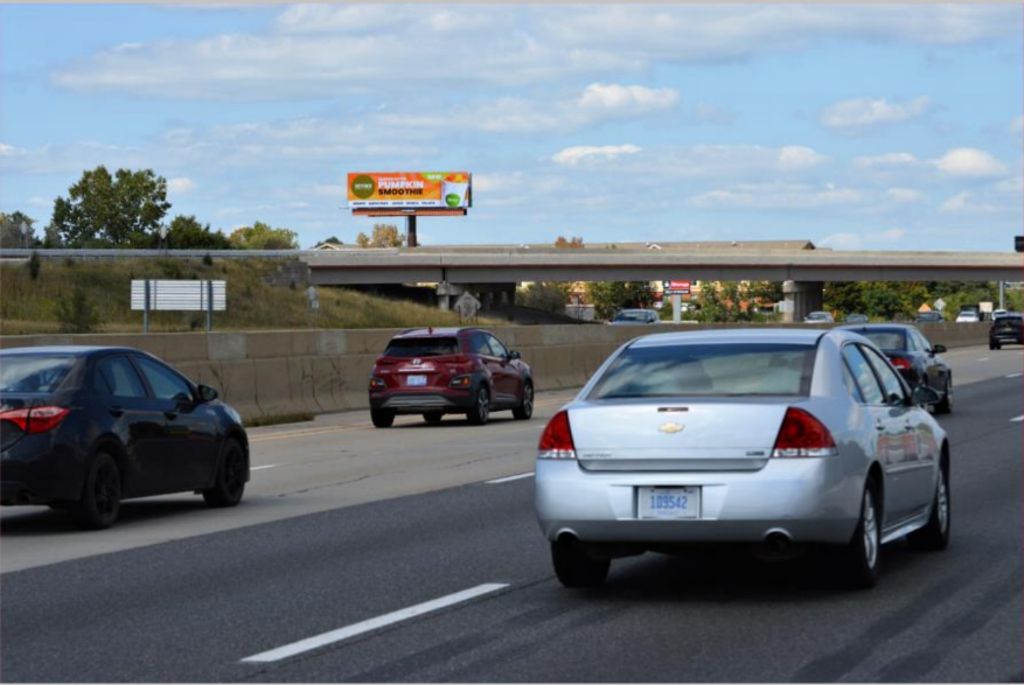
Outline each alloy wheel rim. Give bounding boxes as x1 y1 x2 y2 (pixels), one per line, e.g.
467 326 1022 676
863 491 878 569
937 471 949 534
479 391 489 421
95 464 119 517
224 448 244 497
524 385 533 414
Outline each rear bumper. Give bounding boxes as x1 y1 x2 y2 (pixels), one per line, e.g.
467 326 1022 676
991 334 1023 344
370 390 475 413
535 457 862 546
1 437 85 505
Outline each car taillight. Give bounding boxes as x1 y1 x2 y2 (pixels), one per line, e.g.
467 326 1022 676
369 377 386 391
772 407 838 458
537 410 576 460
888 356 912 371
449 375 472 388
0 406 71 434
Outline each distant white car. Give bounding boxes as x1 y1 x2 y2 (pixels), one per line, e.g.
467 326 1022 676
804 311 835 323
955 311 980 323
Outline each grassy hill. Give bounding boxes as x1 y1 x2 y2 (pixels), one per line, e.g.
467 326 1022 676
0 256 495 335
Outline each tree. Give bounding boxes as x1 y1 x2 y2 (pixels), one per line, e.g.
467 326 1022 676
586 281 655 320
0 212 37 249
51 166 171 247
554 236 584 249
356 223 405 248
518 282 571 314
164 215 231 250
228 221 298 250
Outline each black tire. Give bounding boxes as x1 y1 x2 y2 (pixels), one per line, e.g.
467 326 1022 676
909 463 950 551
512 381 534 421
934 378 952 414
75 452 121 530
989 341 997 350
202 438 246 508
837 484 881 590
994 342 1002 350
371 409 396 428
466 387 490 426
423 412 444 425
551 540 610 588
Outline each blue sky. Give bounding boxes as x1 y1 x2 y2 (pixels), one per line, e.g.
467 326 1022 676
1 4 1021 251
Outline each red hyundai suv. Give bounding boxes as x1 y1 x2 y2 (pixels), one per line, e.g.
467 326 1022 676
369 328 534 427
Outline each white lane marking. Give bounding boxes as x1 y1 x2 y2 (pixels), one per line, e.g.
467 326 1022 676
1011 416 1024 423
977 357 990 362
251 465 279 471
486 472 535 484
241 583 508 663
1006 373 1023 379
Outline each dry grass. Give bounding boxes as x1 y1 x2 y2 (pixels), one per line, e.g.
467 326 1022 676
0 257 497 335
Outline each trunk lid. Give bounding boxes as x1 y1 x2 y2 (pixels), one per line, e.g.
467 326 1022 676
569 398 792 472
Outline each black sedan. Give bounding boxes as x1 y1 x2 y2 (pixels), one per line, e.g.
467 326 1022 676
0 346 249 529
838 324 952 414
989 314 1023 349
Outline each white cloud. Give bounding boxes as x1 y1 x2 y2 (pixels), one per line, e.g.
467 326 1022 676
777 146 826 170
933 148 1007 177
819 233 862 248
686 183 862 210
878 228 906 241
995 176 1024 194
1011 116 1024 135
853 152 918 168
552 144 642 166
820 227 906 248
820 96 930 133
886 188 921 203
940 191 1004 213
167 177 196 194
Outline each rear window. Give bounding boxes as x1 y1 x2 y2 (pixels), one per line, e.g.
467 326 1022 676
860 331 906 351
613 311 649 322
0 355 76 393
589 343 816 399
383 337 460 358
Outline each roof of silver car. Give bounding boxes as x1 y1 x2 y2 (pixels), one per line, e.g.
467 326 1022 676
628 328 828 348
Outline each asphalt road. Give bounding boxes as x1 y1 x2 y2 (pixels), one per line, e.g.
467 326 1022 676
1 344 1020 682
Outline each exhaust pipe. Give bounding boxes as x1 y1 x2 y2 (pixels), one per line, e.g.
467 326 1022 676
764 530 792 552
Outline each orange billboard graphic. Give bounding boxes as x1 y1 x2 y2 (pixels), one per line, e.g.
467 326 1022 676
347 172 472 209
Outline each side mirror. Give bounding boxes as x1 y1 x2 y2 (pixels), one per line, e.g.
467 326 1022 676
931 344 947 354
508 350 521 360
911 385 942 406
198 384 219 403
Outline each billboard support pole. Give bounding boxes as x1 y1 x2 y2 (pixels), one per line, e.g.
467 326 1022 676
143 279 150 333
672 294 681 323
407 215 418 248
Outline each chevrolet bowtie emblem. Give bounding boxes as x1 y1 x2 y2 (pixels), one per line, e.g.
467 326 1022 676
659 422 685 434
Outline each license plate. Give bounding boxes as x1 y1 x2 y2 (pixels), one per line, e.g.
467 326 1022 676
638 486 701 519
406 375 428 387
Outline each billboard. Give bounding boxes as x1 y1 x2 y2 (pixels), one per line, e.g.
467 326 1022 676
663 280 691 295
347 172 472 209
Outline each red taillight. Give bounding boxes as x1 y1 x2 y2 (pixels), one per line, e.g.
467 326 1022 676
772 407 837 458
369 377 386 391
537 410 576 460
888 356 912 371
0 406 71 435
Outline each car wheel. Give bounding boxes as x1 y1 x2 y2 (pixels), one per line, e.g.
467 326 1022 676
512 381 534 420
203 438 246 508
75 452 121 530
838 484 881 590
423 412 444 425
371 409 396 428
909 464 950 551
989 341 997 350
934 378 952 414
551 540 610 588
467 387 490 426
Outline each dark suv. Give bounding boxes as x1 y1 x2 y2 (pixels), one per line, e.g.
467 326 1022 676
990 314 1023 349
368 328 534 427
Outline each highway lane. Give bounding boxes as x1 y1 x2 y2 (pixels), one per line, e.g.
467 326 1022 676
0 345 1021 682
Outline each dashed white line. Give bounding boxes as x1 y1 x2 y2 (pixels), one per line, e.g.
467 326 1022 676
977 357 991 362
240 583 509 663
486 472 535 484
251 465 279 471
1011 416 1023 423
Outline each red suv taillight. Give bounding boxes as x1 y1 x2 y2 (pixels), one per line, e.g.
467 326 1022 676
888 356 912 371
537 410 576 460
369 377 386 392
0 406 71 434
772 407 838 458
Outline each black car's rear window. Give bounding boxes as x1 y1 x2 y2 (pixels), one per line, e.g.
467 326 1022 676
384 337 460 358
589 343 816 399
0 355 76 393
859 330 906 351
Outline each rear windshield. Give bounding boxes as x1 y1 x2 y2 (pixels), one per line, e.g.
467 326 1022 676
0 355 76 393
860 331 906 351
613 311 649 322
383 337 460 358
589 343 816 399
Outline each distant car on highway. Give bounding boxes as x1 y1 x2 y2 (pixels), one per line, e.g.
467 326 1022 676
955 310 980 323
804 311 834 323
369 327 533 427
838 324 952 413
915 311 945 324
844 313 869 324
535 329 950 589
989 313 1023 350
0 346 249 529
610 309 660 325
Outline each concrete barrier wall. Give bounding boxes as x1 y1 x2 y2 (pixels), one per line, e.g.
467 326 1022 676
0 323 990 420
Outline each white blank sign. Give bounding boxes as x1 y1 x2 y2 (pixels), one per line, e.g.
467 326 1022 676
131 280 226 311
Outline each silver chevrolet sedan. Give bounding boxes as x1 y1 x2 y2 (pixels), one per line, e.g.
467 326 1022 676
535 329 950 589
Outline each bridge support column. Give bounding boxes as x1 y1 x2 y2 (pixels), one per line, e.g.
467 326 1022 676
782 280 824 323
437 281 464 310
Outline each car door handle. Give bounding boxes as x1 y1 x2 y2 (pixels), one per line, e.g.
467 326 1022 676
109 406 125 417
